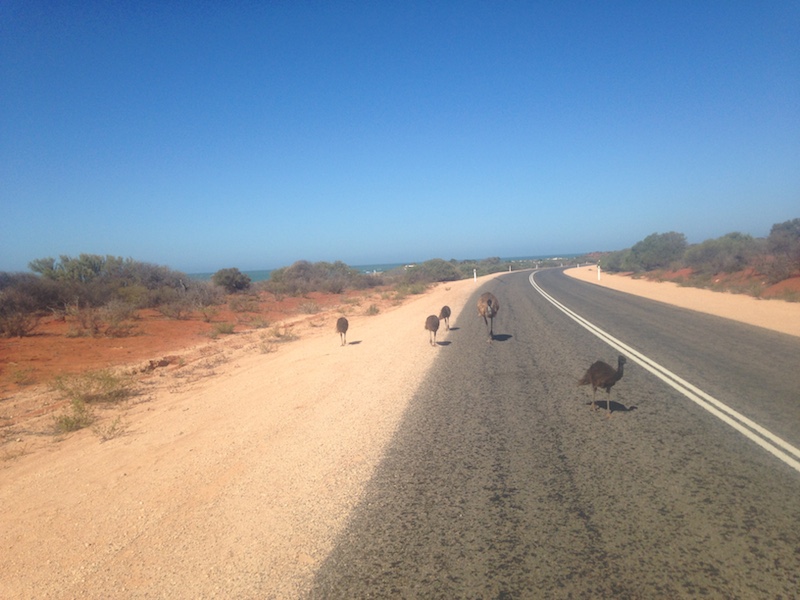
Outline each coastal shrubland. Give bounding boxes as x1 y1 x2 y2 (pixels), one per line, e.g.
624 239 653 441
0 254 581 339
599 218 800 299
260 260 379 296
1 254 221 338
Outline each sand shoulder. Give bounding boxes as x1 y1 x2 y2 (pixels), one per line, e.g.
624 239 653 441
564 266 800 338
0 273 501 599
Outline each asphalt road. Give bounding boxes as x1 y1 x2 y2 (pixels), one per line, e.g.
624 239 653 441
309 269 800 598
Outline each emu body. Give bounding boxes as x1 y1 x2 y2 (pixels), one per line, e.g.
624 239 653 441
425 315 440 346
477 292 499 342
579 355 627 415
336 317 349 346
438 305 451 331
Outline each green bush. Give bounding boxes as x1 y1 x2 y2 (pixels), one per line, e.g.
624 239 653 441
212 267 252 293
399 259 461 285
627 232 687 271
765 218 800 282
263 260 380 296
685 232 759 275
211 322 236 336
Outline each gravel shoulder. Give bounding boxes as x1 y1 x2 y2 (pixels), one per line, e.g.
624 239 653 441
2 268 797 599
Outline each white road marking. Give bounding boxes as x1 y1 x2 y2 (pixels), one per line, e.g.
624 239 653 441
530 271 800 474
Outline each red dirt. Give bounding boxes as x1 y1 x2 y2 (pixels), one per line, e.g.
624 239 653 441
638 268 800 299
763 276 800 298
0 288 387 419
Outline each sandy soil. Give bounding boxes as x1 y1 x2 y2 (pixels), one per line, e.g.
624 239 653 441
2 268 798 599
0 275 497 599
564 265 800 338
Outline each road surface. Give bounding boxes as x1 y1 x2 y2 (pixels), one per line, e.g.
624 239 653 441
309 269 800 598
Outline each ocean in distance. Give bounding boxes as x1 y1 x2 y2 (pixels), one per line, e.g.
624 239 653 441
188 254 585 283
188 262 405 282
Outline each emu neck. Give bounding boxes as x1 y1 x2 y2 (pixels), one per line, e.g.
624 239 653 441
615 360 625 381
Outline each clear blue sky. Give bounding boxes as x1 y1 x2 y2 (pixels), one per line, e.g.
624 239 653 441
2 2 798 273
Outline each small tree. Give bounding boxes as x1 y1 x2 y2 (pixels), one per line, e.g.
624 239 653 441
766 218 800 281
212 267 251 293
629 232 687 271
685 232 758 274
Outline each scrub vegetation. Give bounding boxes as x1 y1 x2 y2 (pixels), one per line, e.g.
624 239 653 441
600 218 800 299
3 218 797 340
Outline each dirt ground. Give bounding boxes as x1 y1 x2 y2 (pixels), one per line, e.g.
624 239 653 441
1 268 798 599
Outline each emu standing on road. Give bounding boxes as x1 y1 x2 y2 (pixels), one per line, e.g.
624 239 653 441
425 315 440 346
579 355 627 415
336 316 349 346
438 305 451 331
477 292 499 342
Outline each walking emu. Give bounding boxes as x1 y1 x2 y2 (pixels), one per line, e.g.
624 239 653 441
425 315 440 346
477 292 499 342
579 355 627 415
438 305 451 331
336 316 349 346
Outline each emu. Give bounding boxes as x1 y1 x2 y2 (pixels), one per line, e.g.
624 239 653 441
438 305 451 331
425 315 440 346
579 355 627 416
477 292 499 342
336 316 349 346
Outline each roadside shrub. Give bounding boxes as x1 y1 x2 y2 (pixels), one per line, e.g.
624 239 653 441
600 249 635 273
54 399 95 433
115 283 151 308
187 281 224 309
0 289 40 337
395 282 428 296
263 260 379 296
399 259 461 285
158 300 192 320
228 295 260 313
65 304 103 337
628 232 687 271
52 370 134 404
211 322 235 336
92 415 129 441
765 218 800 282
685 232 759 275
299 301 320 314
101 300 138 337
199 305 219 323
212 267 252 293
29 254 189 308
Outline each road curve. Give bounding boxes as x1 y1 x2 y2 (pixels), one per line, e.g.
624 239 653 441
309 269 800 598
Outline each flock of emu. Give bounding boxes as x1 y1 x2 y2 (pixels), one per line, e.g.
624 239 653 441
335 290 627 416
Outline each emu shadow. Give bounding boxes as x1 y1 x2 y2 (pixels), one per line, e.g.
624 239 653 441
347 341 363 346
491 334 513 342
434 341 452 347
587 400 638 414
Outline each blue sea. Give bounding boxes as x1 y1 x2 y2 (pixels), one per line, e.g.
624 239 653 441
188 262 407 282
188 254 585 282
